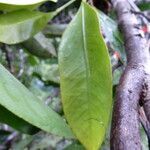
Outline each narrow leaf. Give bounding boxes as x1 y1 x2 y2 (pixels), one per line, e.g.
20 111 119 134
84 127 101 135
0 64 74 138
59 2 112 150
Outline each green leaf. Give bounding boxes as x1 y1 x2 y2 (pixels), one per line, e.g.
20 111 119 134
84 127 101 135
0 64 74 138
0 0 57 12
98 10 126 62
0 10 53 44
138 2 150 11
59 2 112 150
23 32 56 58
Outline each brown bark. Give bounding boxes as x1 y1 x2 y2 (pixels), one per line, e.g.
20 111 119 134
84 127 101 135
110 0 150 149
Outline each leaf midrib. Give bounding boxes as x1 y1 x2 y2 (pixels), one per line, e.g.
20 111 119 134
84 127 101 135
81 3 93 129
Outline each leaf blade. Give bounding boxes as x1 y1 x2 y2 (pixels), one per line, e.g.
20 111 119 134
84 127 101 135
59 2 112 150
0 64 74 138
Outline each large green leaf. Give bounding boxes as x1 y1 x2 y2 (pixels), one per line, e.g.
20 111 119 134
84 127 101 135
59 2 112 150
0 10 53 44
0 0 57 11
0 64 74 138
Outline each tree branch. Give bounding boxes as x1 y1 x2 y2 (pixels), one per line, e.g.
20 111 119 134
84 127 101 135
110 0 150 149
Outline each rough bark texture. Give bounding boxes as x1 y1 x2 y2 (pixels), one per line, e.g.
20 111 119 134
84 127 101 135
110 0 150 149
